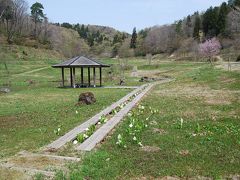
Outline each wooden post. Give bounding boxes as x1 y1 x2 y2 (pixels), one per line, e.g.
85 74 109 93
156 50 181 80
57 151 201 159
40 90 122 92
81 67 84 87
228 58 231 72
61 67 65 87
73 67 76 88
88 67 91 87
99 67 102 87
70 68 73 87
93 67 96 87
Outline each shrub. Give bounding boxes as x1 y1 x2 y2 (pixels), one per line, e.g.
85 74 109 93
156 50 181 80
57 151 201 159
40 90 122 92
236 55 240 62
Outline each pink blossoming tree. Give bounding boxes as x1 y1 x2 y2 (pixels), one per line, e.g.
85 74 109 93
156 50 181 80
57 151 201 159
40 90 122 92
199 38 221 65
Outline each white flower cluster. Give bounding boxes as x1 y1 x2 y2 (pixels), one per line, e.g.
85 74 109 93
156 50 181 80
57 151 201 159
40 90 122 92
116 134 127 148
54 127 61 136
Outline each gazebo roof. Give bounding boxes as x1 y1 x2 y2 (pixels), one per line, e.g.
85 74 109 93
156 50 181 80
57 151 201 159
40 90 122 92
52 56 110 68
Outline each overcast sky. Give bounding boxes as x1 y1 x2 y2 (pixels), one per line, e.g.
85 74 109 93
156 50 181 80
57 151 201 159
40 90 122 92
26 0 226 33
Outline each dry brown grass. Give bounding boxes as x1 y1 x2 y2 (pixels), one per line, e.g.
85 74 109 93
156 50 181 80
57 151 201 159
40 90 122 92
0 168 30 180
8 155 65 170
154 84 240 106
141 146 161 152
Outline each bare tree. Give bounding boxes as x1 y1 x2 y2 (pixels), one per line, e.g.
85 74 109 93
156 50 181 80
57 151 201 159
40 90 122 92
13 0 28 36
0 0 9 19
47 25 90 57
118 38 134 58
227 7 240 34
146 53 152 65
144 25 179 54
0 0 28 43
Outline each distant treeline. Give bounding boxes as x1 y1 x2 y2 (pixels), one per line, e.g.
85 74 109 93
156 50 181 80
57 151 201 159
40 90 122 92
0 0 240 59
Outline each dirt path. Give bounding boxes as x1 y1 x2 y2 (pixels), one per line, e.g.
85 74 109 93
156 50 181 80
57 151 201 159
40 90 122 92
216 62 240 71
13 66 50 76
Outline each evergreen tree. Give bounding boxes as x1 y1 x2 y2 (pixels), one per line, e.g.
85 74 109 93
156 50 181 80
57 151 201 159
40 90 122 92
175 20 183 34
113 34 120 44
30 2 45 39
130 27 137 49
202 6 219 37
228 0 240 9
217 2 229 35
193 13 201 39
74 23 80 31
186 15 192 37
61 22 72 29
87 33 94 47
79 25 87 39
235 0 240 6
230 0 240 6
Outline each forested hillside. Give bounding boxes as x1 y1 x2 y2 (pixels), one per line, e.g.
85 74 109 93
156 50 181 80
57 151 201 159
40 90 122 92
0 0 129 58
0 0 240 60
136 0 240 61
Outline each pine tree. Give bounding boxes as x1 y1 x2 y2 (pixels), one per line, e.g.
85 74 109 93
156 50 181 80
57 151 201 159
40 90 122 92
202 7 219 37
193 13 201 39
113 34 120 44
130 27 137 49
87 33 94 47
217 2 229 35
186 15 192 37
228 0 240 8
61 22 72 29
79 25 87 39
232 0 240 6
30 2 45 39
74 23 80 31
175 20 183 34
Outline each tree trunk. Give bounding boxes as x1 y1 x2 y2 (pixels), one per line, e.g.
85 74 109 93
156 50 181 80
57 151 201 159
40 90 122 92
208 57 213 66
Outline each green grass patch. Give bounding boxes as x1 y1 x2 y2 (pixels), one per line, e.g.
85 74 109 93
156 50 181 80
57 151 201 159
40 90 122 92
64 64 240 179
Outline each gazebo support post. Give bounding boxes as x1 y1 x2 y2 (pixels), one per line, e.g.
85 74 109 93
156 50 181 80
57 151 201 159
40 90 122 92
70 68 73 87
93 67 96 87
88 67 91 87
99 67 102 87
81 67 84 87
61 67 65 87
73 67 76 88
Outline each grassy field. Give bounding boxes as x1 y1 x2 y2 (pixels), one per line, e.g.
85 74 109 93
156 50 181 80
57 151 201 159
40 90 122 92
1 46 240 179
59 63 240 179
0 47 133 159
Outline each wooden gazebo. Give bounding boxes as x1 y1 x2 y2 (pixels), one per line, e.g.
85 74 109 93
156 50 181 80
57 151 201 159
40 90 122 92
52 56 110 88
